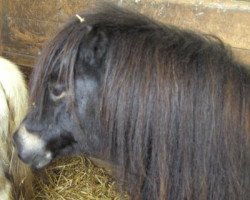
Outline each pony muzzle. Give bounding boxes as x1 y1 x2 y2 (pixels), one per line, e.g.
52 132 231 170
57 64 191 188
13 125 53 169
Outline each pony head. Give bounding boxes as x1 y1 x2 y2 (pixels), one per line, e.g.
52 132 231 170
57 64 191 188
13 12 109 169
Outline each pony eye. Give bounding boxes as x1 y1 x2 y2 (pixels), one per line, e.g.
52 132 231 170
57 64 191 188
48 84 67 101
52 87 63 96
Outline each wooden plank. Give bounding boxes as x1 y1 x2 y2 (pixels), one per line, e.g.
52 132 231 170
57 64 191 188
2 0 250 68
5 0 97 22
233 48 250 69
19 65 33 82
56 0 97 22
1 50 35 67
119 0 250 50
2 16 58 58
4 0 250 50
4 0 58 22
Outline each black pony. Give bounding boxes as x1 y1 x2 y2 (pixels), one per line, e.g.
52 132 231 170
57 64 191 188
14 4 250 200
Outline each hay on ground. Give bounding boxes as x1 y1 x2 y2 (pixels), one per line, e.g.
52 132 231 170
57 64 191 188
33 156 129 200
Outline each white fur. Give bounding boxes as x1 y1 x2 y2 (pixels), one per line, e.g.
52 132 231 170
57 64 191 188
0 57 28 200
18 125 45 152
0 57 28 130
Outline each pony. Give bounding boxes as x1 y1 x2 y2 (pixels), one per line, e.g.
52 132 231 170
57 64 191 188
13 4 250 200
0 57 34 199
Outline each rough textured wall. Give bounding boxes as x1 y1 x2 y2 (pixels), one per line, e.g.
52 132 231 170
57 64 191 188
0 0 249 70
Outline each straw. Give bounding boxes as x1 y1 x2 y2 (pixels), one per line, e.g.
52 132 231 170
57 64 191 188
32 156 130 200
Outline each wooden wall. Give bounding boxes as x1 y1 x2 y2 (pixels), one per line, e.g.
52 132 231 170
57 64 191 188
0 0 250 77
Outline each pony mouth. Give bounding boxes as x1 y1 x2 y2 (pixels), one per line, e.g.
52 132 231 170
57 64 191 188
31 158 52 170
31 162 50 170
26 151 53 170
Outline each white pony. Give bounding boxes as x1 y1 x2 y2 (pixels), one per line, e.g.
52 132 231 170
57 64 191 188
0 57 33 199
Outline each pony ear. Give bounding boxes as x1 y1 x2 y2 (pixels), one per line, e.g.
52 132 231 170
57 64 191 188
78 28 108 67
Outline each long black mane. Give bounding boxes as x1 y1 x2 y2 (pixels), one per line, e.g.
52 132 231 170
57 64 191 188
30 4 250 200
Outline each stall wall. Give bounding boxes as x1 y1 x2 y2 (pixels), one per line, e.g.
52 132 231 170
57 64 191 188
0 0 249 75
